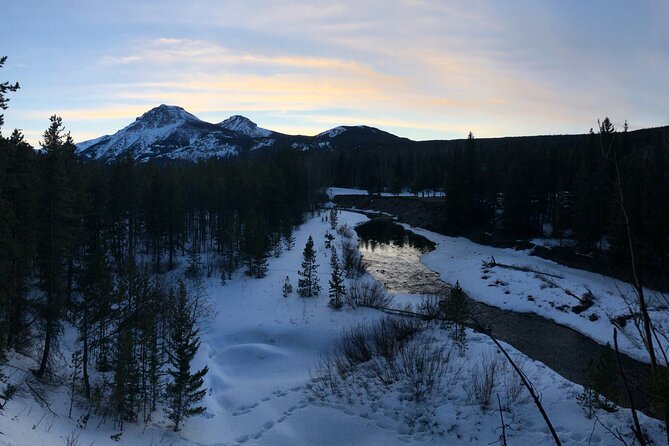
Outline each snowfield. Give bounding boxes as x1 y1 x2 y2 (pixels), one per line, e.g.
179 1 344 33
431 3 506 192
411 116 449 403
327 187 445 198
409 225 668 365
0 211 664 445
329 187 667 364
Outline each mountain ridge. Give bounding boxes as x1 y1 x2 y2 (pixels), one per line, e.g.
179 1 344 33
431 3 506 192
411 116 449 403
76 104 404 162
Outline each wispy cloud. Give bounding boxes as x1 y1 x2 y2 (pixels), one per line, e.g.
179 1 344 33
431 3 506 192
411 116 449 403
2 0 668 145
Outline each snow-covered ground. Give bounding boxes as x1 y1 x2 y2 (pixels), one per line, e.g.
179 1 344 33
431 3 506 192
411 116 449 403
406 224 668 364
329 187 666 364
327 187 445 198
0 211 664 445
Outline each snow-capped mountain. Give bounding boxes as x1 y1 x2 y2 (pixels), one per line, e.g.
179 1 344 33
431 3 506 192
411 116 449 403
218 115 272 138
76 105 252 162
76 105 405 163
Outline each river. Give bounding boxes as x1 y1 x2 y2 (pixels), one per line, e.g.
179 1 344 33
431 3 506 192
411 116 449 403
354 217 654 415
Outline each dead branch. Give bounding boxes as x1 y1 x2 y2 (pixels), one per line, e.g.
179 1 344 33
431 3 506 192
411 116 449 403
473 316 562 446
497 393 508 446
613 328 646 445
25 380 57 417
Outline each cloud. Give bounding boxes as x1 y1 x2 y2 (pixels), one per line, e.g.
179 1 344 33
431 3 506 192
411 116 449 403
3 0 668 144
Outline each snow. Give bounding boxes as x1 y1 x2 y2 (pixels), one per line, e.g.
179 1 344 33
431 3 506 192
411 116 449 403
327 187 445 198
252 139 276 151
76 105 201 161
406 224 667 364
219 115 272 138
75 107 274 162
0 210 664 445
328 187 666 364
290 142 309 151
317 126 347 138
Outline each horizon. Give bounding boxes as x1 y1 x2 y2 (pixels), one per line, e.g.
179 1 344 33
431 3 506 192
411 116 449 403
2 1 668 147
76 102 669 147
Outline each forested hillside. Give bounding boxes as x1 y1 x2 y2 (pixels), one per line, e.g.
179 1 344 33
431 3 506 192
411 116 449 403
0 112 320 429
322 125 669 289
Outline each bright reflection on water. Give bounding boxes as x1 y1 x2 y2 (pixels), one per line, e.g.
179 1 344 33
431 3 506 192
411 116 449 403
355 219 447 295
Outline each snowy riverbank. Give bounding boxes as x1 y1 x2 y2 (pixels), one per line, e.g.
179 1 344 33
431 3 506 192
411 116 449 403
0 210 664 445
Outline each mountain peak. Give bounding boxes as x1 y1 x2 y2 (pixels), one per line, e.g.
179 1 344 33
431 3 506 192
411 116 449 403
76 105 405 163
317 126 348 138
134 104 200 129
218 115 272 137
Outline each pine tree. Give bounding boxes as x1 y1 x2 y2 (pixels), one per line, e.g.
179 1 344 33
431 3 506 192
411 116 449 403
282 276 293 297
0 129 35 355
0 56 20 130
443 281 469 355
297 236 320 297
77 244 114 398
328 247 345 309
284 228 296 251
35 116 79 379
165 282 208 432
111 261 151 427
112 322 140 428
184 246 203 281
329 208 338 230
324 231 335 249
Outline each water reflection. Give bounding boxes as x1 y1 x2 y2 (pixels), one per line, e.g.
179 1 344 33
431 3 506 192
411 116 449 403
355 219 435 253
355 219 446 295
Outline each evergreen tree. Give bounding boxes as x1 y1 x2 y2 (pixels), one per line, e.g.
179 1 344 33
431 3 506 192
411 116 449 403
0 129 35 354
112 321 140 428
0 56 20 130
389 155 405 195
243 215 270 279
443 281 469 355
111 260 152 427
329 208 338 230
324 231 334 249
76 243 114 398
35 116 79 379
284 229 296 251
328 247 346 309
282 276 293 297
184 246 203 281
297 236 320 297
573 131 602 249
165 282 208 432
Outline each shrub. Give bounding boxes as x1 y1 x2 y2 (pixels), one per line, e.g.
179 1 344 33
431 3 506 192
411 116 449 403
468 353 500 411
346 280 393 309
341 239 367 278
418 295 446 321
466 352 528 412
336 224 355 239
311 316 448 414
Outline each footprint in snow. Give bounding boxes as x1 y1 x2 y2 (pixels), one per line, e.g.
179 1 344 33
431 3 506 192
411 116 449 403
232 402 259 416
235 434 249 444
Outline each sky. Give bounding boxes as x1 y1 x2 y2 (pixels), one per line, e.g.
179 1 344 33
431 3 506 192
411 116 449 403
1 0 668 146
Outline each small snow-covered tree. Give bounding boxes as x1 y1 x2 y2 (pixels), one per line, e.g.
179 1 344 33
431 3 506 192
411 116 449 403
184 247 203 281
444 281 469 355
284 231 296 251
165 282 208 432
328 247 345 309
324 231 335 249
297 236 320 297
329 208 338 230
282 276 293 297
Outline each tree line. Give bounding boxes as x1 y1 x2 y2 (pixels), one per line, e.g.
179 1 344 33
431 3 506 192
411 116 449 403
0 85 320 431
323 124 669 289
